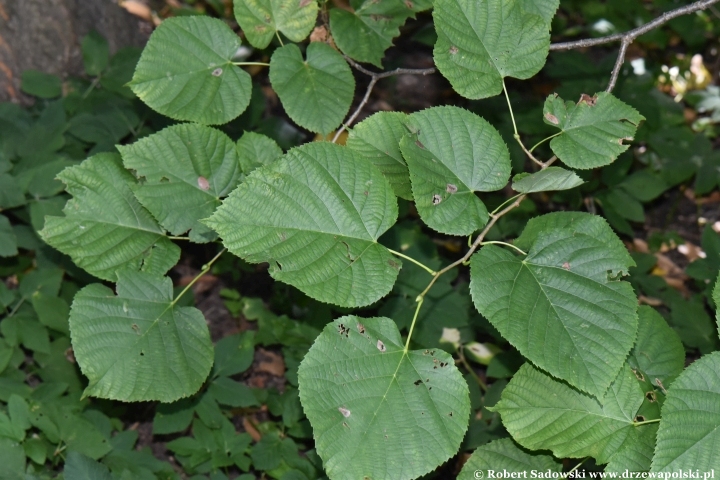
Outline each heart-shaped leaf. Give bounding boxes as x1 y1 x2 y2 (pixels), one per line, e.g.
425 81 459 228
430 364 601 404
400 106 511 236
69 270 214 402
270 42 355 135
298 316 470 480
471 212 638 398
543 92 646 169
458 438 561 479
494 363 652 466
206 142 400 308
234 0 318 49
40 153 179 281
129 16 252 125
433 0 550 99
119 124 242 243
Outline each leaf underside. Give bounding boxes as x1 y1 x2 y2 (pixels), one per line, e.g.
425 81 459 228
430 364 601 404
234 0 318 49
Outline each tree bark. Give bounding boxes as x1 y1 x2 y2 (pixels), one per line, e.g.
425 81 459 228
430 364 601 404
0 0 150 103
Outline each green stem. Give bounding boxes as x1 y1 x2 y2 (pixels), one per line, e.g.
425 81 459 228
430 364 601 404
480 241 527 256
490 193 523 216
633 418 661 427
529 132 563 153
167 236 191 241
275 31 284 46
567 457 589 476
171 248 227 306
232 62 270 67
502 79 518 136
458 345 488 392
387 248 436 275
404 297 424 352
6 296 26 318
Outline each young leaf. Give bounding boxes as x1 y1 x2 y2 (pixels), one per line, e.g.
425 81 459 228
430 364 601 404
400 106 511 236
64 451 112 480
494 363 648 465
21 70 62 99
433 0 550 99
470 212 638 398
237 131 283 175
543 92 645 169
69 270 214 402
330 1 414 67
269 43 355 135
511 167 584 193
628 306 685 387
40 153 179 282
234 0 318 49
129 16 252 125
298 317 470 480
651 351 720 473
81 31 110 77
206 142 401 308
346 112 412 200
119 124 242 243
458 438 561 479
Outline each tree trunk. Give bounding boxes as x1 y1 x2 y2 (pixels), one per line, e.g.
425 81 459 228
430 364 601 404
0 0 150 103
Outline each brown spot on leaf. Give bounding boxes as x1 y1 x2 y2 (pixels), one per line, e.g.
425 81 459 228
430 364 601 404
415 140 425 149
357 323 365 334
578 93 597 106
198 176 210 190
632 368 645 382
338 407 351 418
634 415 646 423
446 183 458 194
645 391 656 402
544 112 559 125
432 194 442 205
449 45 459 55
211 68 223 77
299 0 312 7
562 262 570 270
377 339 386 352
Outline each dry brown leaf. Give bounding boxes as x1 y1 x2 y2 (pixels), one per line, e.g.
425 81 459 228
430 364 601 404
242 416 262 442
256 348 285 376
638 295 663 307
120 1 153 22
677 242 706 262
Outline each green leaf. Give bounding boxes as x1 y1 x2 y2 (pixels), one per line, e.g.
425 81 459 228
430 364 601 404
119 124 241 243
518 0 559 26
330 1 413 67
400 106 511 236
69 270 214 402
64 451 112 480
206 142 401 308
269 43 355 135
347 112 412 200
511 167 584 193
298 316 470 480
0 175 25 209
433 0 550 99
208 377 258 408
20 70 62 98
81 31 110 76
458 438 561 479
234 0 318 49
494 363 648 464
652 351 720 473
471 212 638 398
237 131 283 175
39 153 179 281
31 292 70 334
129 16 252 125
629 306 685 387
0 215 18 257
543 92 645 169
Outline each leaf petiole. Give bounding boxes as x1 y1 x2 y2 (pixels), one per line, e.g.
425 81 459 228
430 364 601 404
633 418 661 427
386 248 436 275
490 193 524 216
502 79 518 136
171 247 227 307
529 132 562 153
232 62 270 67
480 241 527 256
404 296 424 353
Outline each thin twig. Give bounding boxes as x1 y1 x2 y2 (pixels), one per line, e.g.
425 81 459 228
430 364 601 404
549 0 720 92
549 0 720 51
331 57 436 143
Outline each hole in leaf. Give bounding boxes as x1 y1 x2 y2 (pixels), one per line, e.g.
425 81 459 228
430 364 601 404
632 369 645 381
432 194 442 205
645 391 656 402
634 415 646 423
376 340 386 352
211 68 223 77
